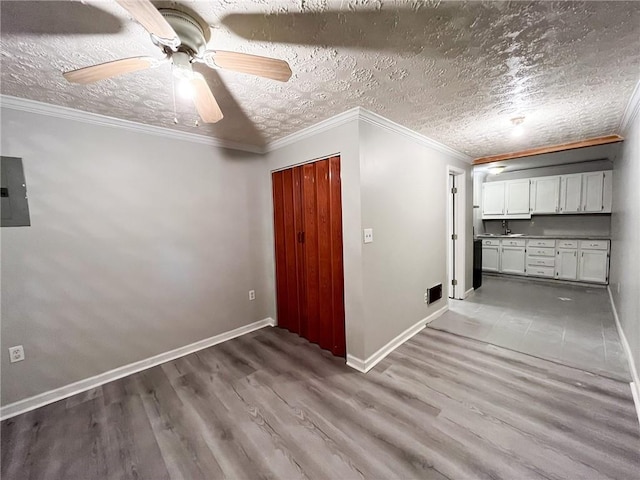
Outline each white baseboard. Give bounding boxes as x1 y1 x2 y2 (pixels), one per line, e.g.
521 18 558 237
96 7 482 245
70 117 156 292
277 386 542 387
607 287 640 428
0 318 275 420
346 305 449 373
464 288 475 299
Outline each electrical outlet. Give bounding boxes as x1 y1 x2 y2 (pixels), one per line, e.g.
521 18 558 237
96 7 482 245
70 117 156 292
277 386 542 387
9 345 24 363
424 292 429 304
363 228 373 244
249 290 256 301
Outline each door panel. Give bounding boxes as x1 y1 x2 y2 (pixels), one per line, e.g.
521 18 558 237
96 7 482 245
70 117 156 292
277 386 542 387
328 157 346 355
272 156 345 356
272 169 304 333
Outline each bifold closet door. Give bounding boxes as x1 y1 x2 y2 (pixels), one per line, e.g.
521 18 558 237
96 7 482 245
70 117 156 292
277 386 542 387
272 156 345 356
272 166 305 334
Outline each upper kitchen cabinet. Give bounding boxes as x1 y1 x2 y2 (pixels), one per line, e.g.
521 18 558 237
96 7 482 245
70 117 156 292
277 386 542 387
482 180 530 219
582 171 612 213
560 170 612 214
505 179 530 215
482 181 505 216
559 174 583 213
530 176 560 214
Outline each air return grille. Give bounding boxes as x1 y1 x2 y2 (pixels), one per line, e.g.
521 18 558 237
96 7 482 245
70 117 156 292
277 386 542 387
427 284 442 304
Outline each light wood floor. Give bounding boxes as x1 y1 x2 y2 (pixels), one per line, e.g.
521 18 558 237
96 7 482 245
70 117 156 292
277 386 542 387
2 326 639 479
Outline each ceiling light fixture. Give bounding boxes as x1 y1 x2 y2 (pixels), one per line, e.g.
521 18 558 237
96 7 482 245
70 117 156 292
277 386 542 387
511 116 525 137
489 166 506 175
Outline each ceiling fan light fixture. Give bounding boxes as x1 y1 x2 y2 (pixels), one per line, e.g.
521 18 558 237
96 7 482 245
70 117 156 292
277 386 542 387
171 51 193 80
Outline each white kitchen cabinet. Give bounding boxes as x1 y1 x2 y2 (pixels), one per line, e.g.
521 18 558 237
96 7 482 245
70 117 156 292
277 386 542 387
560 174 583 213
577 240 610 283
501 245 526 275
481 239 500 272
582 171 604 212
555 249 578 280
505 179 530 215
580 170 614 213
578 250 608 283
482 180 530 219
531 176 560 214
482 182 505 216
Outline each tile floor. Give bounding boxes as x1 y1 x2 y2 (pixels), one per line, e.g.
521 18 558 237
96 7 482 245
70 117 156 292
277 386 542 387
429 275 630 381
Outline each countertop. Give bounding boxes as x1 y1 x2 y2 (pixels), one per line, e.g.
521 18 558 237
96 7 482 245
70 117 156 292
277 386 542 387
475 234 610 240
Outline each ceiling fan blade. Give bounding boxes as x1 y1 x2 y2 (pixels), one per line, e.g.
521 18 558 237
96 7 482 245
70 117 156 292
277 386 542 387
204 51 292 82
63 56 155 84
191 74 224 123
115 0 179 47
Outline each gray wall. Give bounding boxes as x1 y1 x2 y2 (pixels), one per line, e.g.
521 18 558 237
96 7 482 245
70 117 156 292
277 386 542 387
483 216 612 237
359 121 472 358
1 108 271 406
265 115 472 361
610 109 640 379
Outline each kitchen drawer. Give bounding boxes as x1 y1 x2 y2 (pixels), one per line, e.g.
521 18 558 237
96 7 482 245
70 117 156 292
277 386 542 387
527 239 555 248
527 256 555 267
501 239 526 247
528 247 555 257
579 240 609 250
556 240 578 249
527 266 555 278
482 239 500 246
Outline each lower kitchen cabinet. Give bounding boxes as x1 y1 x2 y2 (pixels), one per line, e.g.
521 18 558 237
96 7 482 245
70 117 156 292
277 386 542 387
501 245 526 275
480 237 610 285
577 240 609 283
556 249 578 280
481 240 500 272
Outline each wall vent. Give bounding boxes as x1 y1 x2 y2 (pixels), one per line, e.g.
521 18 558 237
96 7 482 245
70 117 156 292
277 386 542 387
427 284 442 304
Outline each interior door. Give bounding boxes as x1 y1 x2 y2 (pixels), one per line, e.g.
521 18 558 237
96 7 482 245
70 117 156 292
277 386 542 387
448 174 456 299
272 156 346 356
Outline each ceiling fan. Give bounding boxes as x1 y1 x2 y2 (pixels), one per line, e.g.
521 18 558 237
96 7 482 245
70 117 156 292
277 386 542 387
62 0 293 124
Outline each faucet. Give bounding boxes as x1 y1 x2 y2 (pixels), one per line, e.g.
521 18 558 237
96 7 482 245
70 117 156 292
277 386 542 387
502 220 511 235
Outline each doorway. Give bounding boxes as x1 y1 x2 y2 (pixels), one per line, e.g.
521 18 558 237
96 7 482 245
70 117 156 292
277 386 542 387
271 155 346 356
447 166 466 300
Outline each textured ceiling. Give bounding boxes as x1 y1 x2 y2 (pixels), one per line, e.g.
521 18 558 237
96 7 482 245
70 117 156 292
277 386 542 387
1 0 639 157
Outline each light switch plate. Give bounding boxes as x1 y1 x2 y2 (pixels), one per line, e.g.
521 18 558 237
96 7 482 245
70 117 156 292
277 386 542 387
363 228 373 244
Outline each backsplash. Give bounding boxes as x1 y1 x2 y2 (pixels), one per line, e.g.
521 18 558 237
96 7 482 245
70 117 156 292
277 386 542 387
483 215 611 237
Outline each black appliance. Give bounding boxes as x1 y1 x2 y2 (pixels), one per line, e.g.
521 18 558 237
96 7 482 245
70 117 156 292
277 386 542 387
473 239 482 289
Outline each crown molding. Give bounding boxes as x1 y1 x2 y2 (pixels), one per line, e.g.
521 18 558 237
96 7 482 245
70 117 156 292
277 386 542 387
266 108 361 152
620 78 640 134
1 95 470 162
357 108 472 163
266 106 471 163
0 95 266 154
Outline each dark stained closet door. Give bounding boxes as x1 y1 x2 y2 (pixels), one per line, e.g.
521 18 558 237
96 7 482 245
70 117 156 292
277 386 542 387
272 156 345 356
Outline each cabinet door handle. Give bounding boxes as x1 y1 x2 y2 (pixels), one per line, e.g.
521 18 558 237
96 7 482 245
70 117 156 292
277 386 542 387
574 252 576 257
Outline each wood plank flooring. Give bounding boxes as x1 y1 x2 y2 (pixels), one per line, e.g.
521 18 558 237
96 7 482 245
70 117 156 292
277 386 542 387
2 326 639 479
